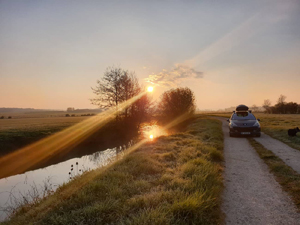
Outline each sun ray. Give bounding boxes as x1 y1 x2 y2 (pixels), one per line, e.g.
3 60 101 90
0 91 146 178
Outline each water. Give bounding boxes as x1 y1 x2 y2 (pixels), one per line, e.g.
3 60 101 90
0 147 120 221
140 122 168 139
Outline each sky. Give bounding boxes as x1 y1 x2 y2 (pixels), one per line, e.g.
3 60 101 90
0 0 300 110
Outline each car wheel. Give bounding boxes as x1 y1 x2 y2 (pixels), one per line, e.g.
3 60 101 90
229 133 233 137
256 133 261 137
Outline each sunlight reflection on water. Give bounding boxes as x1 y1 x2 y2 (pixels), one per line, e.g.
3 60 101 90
140 123 168 140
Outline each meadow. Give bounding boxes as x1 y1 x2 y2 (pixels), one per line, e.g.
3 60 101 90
206 112 300 151
0 114 87 157
2 117 225 225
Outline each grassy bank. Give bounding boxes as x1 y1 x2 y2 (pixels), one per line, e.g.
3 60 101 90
3 117 224 225
206 113 300 151
248 139 300 209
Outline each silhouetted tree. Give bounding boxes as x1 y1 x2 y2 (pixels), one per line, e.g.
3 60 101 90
263 95 300 114
158 87 195 121
91 67 141 114
263 99 272 113
91 66 152 123
285 102 298 114
274 94 287 114
277 94 286 105
130 90 153 127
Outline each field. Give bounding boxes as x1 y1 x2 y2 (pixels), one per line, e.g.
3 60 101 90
0 116 86 132
2 117 224 225
206 112 300 151
0 115 87 157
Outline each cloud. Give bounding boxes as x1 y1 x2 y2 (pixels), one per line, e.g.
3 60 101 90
145 64 203 88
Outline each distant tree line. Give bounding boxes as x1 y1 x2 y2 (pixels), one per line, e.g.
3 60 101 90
65 113 96 117
263 95 300 114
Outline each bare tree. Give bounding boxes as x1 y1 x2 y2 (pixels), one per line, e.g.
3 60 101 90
263 99 271 108
91 67 125 109
90 66 151 122
275 94 287 114
277 94 286 105
263 99 272 113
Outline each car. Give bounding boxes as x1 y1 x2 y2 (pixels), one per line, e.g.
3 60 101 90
227 105 261 137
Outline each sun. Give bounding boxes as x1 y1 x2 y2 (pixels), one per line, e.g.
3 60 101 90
147 86 153 92
149 134 154 140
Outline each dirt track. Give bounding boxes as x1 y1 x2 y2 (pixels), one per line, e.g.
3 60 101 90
254 133 300 174
219 118 300 224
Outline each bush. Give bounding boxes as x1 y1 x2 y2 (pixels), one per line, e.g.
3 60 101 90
0 116 4 119
65 114 70 117
158 87 196 121
8 116 12 119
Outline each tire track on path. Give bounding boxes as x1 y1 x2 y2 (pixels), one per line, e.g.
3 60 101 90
254 133 300 174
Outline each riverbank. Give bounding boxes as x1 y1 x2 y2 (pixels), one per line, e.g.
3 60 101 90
2 117 224 224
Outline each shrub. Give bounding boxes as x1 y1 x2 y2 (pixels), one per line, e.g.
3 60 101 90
158 87 196 121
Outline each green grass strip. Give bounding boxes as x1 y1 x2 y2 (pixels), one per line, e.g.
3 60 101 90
248 138 300 209
261 128 300 152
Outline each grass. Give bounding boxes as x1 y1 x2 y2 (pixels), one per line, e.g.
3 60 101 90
248 138 300 209
2 117 224 225
0 117 86 157
255 114 300 151
206 112 300 151
0 117 85 132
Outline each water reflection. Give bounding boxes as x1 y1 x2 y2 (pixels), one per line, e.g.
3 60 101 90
140 122 168 140
0 146 123 221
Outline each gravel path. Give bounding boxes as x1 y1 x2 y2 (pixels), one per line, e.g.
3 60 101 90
218 118 300 225
254 133 300 174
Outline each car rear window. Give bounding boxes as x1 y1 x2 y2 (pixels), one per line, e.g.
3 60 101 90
231 112 256 120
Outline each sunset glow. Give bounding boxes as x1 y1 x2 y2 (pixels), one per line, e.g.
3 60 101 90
1 1 300 110
147 86 154 92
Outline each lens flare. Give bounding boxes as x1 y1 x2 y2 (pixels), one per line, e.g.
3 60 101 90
147 86 153 92
0 91 147 179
